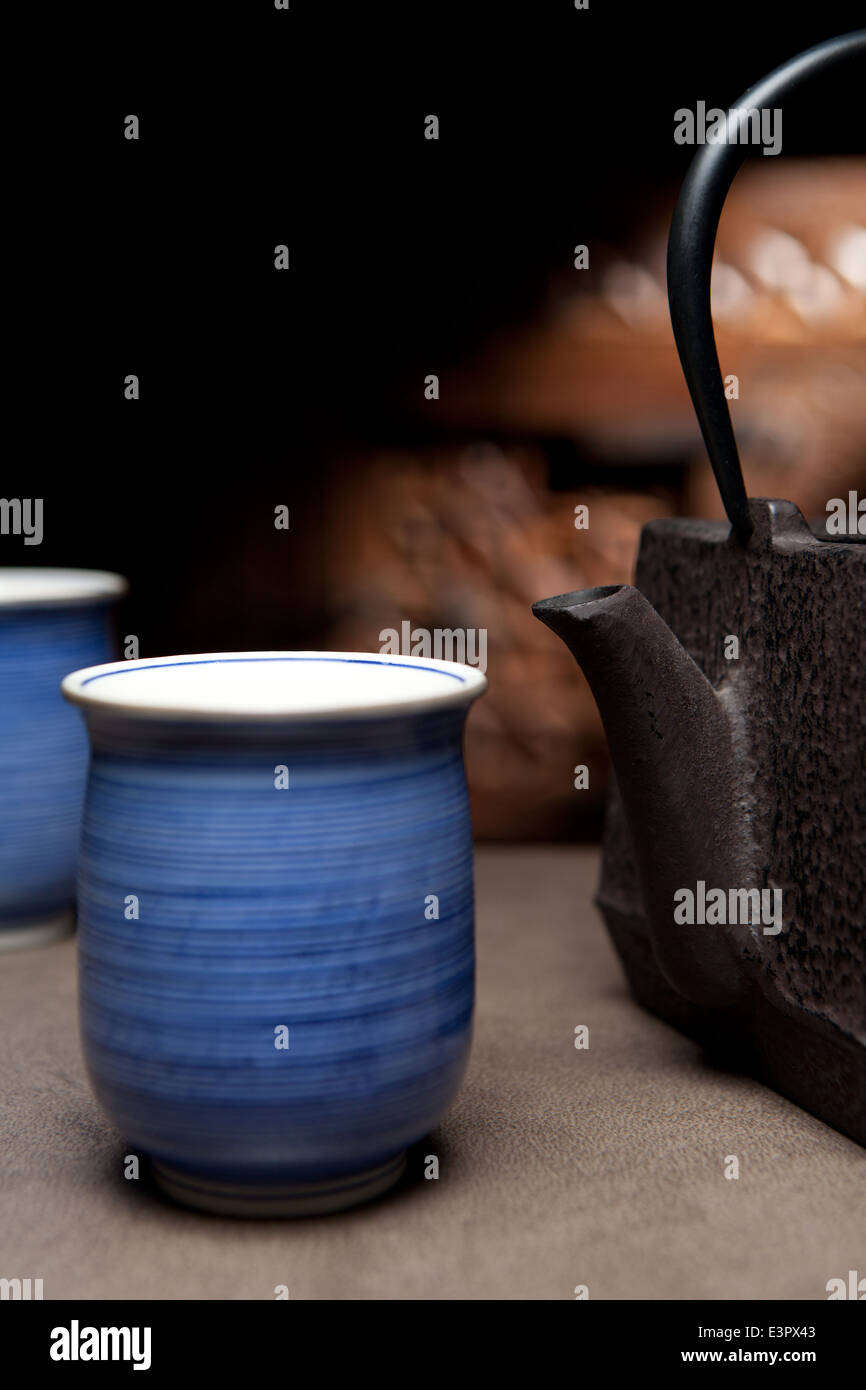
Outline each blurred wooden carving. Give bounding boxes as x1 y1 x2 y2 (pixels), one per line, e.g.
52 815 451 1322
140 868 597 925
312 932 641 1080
324 160 864 838
441 159 866 517
325 447 671 838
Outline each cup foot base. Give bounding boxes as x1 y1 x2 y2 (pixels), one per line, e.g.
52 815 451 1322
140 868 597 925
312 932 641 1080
0 910 75 953
150 1150 408 1217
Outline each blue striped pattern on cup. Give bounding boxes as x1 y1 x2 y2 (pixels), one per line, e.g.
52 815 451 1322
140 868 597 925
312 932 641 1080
0 587 121 938
63 652 486 1212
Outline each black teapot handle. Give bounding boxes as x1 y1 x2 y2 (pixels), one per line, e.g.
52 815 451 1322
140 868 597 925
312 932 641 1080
667 31 866 544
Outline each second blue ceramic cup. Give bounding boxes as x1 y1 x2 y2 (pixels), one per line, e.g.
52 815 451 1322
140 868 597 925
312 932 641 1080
62 651 487 1215
0 569 126 950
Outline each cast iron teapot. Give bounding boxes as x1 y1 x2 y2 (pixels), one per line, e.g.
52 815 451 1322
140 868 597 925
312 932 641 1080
533 33 866 1145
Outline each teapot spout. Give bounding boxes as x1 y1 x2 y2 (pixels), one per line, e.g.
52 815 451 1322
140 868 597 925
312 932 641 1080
533 585 754 1006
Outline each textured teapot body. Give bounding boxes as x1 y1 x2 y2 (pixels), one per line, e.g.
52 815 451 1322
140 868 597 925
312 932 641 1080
594 500 866 1142
536 30 866 1144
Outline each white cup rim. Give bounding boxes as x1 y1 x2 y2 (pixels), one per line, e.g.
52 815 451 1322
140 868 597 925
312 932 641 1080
0 568 127 608
61 650 489 722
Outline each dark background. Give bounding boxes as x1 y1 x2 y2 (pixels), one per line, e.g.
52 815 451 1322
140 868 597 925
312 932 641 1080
12 3 864 650
8 3 865 838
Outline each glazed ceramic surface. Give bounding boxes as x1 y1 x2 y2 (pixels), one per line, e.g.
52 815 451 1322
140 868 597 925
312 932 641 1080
62 652 487 1215
0 570 125 949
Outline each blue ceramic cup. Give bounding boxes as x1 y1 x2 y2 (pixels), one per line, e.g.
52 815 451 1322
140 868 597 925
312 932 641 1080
61 651 487 1215
0 569 126 950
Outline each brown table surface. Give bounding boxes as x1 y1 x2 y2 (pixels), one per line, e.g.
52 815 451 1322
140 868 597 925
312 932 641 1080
2 846 863 1300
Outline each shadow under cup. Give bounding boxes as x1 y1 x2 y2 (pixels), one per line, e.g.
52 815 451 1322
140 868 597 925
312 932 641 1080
0 569 126 950
61 651 487 1216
